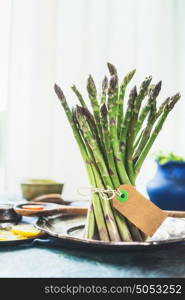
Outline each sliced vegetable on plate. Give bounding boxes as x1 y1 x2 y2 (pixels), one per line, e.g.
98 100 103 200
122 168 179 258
11 224 43 238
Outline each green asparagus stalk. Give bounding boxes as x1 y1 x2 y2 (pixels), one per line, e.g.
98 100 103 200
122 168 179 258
75 106 141 242
103 77 144 241
100 103 120 188
71 85 88 109
84 203 97 240
135 81 162 136
155 97 171 119
87 75 103 140
54 63 180 243
101 76 108 105
108 75 131 184
55 84 110 241
93 156 133 242
134 97 171 163
133 82 162 158
126 76 152 183
76 107 123 241
100 104 138 241
79 106 103 149
77 104 135 242
135 93 181 175
54 84 88 161
120 86 137 154
107 62 117 76
117 69 136 137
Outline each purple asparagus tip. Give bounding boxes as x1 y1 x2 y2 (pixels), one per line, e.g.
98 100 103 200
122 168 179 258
54 83 65 101
107 62 117 76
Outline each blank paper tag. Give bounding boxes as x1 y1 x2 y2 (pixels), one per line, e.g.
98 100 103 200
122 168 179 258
112 184 167 237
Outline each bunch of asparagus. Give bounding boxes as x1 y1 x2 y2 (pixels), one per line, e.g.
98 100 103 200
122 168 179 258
54 63 180 242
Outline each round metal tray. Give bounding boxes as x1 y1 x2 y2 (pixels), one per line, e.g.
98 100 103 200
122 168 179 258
35 214 185 251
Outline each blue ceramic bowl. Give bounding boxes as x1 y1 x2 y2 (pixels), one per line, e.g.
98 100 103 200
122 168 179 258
147 161 185 211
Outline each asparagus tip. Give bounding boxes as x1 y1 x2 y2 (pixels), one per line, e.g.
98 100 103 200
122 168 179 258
141 76 152 90
150 81 162 98
102 75 108 91
87 75 97 98
167 93 181 110
130 69 136 77
108 74 118 95
54 84 65 101
107 62 117 75
100 103 108 117
155 80 162 93
130 85 137 98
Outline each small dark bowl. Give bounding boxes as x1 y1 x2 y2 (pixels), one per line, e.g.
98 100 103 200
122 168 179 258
0 203 21 222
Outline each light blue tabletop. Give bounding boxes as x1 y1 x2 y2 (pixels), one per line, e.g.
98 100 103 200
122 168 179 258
0 195 185 278
0 242 185 278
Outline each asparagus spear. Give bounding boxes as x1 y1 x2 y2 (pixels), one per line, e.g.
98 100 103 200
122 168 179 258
72 111 98 240
133 86 161 152
100 103 137 241
84 203 97 240
76 106 141 242
135 93 181 175
87 75 103 140
117 69 136 137
54 84 88 161
100 103 120 188
79 106 103 150
77 108 112 185
101 76 108 105
71 85 88 109
135 81 162 136
77 114 113 242
155 97 171 119
78 105 135 241
107 62 117 76
133 82 162 159
76 107 123 241
105 77 146 241
55 63 180 243
108 75 131 184
134 102 173 164
120 86 137 154
126 76 152 184
55 84 110 241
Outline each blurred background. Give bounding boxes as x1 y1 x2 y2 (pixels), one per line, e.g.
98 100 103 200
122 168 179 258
0 0 184 199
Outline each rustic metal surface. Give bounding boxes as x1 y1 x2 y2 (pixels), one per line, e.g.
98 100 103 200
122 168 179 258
35 214 185 251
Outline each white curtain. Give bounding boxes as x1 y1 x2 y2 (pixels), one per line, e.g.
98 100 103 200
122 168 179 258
1 0 185 198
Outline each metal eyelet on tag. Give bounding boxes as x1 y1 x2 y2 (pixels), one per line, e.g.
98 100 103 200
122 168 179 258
117 190 128 203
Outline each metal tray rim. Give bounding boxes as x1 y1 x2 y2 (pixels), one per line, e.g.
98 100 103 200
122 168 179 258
35 216 185 249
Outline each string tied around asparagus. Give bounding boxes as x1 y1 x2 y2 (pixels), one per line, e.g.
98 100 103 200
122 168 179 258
77 186 122 200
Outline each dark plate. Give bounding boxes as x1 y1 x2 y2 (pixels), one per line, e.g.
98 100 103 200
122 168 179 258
0 236 36 246
35 214 185 251
0 217 45 247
